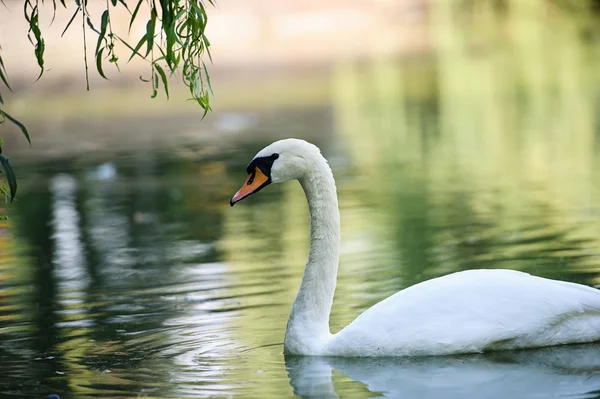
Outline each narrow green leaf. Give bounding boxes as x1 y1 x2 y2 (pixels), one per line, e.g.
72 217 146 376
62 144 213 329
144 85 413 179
86 16 100 35
50 0 58 24
192 3 207 26
129 0 143 33
201 102 211 119
62 7 79 37
159 0 173 38
96 10 109 54
202 35 212 63
0 154 17 202
26 5 45 80
145 9 157 57
117 0 129 11
154 63 169 98
0 55 12 90
151 70 158 99
203 63 213 96
96 48 107 79
0 110 31 144
23 0 32 23
128 35 148 62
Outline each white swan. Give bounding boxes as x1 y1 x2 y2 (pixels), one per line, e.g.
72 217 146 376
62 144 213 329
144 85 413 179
230 138 600 357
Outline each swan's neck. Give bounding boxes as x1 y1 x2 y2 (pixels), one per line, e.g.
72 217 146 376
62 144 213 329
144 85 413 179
284 158 340 354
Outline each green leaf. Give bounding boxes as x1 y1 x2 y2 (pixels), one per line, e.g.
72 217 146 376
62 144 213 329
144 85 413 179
117 0 129 11
159 0 173 46
128 35 148 62
62 7 79 37
0 110 31 144
129 0 143 33
25 5 45 80
145 9 157 57
203 62 213 96
151 70 159 98
96 48 107 79
96 10 109 54
49 0 58 24
0 54 12 90
154 63 169 98
202 35 212 63
0 154 17 202
200 98 211 119
86 16 100 35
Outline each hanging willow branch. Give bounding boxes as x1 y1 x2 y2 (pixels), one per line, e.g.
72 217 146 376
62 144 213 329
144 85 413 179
0 0 214 206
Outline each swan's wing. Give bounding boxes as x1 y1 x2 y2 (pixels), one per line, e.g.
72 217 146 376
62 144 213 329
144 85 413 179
330 269 600 356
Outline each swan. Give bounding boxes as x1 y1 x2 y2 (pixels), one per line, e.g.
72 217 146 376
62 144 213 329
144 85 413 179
230 138 600 357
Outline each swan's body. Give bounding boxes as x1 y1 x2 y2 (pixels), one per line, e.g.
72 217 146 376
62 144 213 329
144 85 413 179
230 139 600 357
325 269 600 356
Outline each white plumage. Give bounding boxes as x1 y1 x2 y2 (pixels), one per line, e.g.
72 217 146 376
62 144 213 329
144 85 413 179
328 269 600 356
234 139 600 357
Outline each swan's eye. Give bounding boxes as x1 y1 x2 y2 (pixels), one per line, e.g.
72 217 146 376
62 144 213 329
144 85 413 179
272 153 279 159
247 171 256 185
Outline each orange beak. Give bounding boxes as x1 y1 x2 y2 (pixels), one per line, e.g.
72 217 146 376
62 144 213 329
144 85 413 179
230 167 270 206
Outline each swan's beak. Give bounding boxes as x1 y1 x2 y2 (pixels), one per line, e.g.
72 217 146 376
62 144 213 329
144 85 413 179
230 167 270 206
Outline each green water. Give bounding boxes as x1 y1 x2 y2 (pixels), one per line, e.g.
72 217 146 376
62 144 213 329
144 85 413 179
4 2 600 398
3 132 600 398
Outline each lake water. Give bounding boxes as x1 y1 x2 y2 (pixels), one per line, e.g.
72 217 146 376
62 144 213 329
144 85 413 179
4 3 600 398
3 127 600 398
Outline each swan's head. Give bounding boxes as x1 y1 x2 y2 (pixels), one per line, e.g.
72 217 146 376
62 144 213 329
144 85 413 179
230 138 322 206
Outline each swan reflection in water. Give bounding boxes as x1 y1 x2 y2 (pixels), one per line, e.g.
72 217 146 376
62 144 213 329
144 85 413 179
285 344 600 399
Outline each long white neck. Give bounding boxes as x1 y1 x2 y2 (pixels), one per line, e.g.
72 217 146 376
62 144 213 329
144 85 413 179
284 157 340 355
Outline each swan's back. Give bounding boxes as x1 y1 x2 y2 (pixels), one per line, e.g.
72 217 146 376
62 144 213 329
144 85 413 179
327 269 600 357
